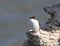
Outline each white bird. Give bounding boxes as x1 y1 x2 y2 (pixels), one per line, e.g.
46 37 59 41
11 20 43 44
29 16 40 31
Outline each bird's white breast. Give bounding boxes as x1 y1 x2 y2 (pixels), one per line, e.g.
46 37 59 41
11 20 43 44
29 19 40 31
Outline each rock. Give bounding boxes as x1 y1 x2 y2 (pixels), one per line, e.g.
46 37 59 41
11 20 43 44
44 4 60 22
23 4 60 46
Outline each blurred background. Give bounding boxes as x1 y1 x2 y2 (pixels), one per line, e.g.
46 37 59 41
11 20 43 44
0 0 60 46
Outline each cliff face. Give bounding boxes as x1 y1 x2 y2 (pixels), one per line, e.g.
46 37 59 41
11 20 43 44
23 4 60 46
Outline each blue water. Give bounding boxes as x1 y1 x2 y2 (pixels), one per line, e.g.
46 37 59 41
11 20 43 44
0 0 60 46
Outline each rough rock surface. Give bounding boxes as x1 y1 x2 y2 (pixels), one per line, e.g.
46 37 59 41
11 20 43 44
23 4 60 46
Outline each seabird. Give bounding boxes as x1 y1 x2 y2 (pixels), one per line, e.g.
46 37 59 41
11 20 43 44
29 16 40 31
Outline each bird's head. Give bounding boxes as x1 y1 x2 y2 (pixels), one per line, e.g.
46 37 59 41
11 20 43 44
29 16 35 19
